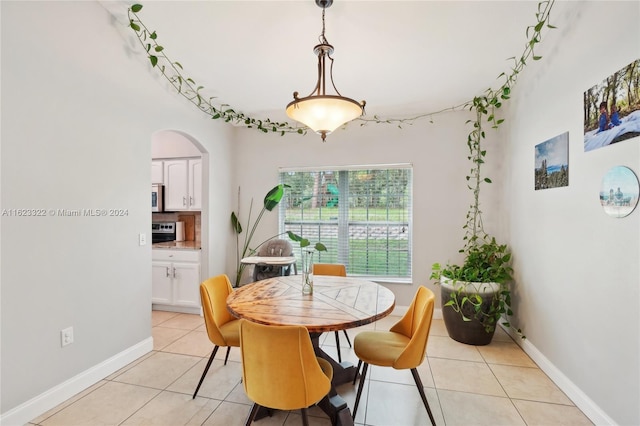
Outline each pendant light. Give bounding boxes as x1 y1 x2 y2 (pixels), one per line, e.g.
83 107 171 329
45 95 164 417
286 0 366 141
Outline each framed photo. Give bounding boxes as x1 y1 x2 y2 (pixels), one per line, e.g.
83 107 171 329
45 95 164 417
535 131 569 190
600 166 639 218
583 59 640 152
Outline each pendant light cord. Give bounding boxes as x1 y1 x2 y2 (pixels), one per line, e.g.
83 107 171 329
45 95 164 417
319 7 328 45
315 5 340 95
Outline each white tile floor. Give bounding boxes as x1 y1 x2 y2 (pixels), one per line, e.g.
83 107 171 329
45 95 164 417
29 311 593 426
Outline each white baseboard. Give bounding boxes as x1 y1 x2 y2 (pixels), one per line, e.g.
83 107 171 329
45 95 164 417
433 308 443 319
410 307 612 425
502 325 616 426
0 337 153 426
152 304 201 315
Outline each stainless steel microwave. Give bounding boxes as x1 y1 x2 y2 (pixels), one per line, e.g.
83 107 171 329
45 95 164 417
152 184 164 212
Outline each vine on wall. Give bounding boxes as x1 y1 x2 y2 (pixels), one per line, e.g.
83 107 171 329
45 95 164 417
126 1 555 137
127 4 305 136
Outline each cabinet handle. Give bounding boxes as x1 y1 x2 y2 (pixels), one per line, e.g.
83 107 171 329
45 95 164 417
190 196 194 206
165 267 170 277
173 267 177 278
183 196 187 207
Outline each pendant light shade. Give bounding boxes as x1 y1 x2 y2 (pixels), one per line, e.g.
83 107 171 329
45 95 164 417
286 0 365 141
286 95 364 136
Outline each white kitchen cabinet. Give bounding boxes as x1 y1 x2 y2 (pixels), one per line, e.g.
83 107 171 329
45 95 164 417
188 159 202 210
163 158 202 211
152 249 201 312
151 160 164 184
172 262 201 306
151 261 173 304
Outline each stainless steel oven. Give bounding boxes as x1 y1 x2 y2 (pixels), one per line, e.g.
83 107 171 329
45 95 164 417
152 184 164 212
152 222 176 243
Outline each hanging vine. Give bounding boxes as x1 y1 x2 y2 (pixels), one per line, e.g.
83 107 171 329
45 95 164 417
127 4 305 136
462 0 555 252
427 0 555 337
127 1 555 137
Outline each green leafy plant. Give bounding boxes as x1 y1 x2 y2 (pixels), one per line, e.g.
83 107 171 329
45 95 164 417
431 238 514 334
231 184 289 287
286 231 327 253
428 99 517 334
430 0 555 336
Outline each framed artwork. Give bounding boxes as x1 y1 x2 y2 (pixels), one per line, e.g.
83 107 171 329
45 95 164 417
600 166 639 218
535 131 569 190
583 59 640 152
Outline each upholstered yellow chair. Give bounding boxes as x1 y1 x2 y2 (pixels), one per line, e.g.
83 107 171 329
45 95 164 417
192 274 240 399
312 263 352 363
239 319 333 426
351 286 436 425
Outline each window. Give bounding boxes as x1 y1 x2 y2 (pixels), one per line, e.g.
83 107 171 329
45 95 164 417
279 164 412 280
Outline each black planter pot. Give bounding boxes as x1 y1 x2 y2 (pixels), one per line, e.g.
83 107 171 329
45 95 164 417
440 278 499 346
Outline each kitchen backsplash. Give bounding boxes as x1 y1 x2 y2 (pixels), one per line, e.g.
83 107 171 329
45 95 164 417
152 211 201 246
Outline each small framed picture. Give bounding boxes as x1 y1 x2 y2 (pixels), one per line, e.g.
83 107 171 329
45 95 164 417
535 132 569 190
600 166 639 218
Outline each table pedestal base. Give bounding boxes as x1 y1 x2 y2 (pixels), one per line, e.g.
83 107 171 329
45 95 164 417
309 333 358 386
310 332 355 426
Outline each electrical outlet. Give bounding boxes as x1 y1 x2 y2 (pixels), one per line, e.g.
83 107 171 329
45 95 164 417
61 327 74 347
139 233 147 246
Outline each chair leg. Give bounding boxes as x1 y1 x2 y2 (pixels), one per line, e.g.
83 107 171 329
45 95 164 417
342 330 352 347
334 331 342 363
411 368 437 426
223 346 231 365
353 359 362 385
192 345 219 399
300 408 309 426
245 403 260 426
352 362 369 419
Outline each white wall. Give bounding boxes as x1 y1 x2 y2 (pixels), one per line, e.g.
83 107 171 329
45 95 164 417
151 131 203 159
0 1 233 423
504 1 640 425
231 110 503 306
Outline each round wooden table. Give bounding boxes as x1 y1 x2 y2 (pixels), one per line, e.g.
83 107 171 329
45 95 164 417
227 274 395 426
227 274 396 333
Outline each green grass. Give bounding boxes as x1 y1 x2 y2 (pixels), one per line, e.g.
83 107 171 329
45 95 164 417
284 207 410 277
292 238 410 277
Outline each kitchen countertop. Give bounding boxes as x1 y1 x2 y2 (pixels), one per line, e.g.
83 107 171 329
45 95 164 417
152 241 201 250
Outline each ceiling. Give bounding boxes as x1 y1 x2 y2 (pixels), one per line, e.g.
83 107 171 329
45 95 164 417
103 1 554 124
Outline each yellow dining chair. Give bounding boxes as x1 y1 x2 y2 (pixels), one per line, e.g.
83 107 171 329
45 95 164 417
351 286 437 425
192 274 240 399
312 263 352 363
239 319 333 426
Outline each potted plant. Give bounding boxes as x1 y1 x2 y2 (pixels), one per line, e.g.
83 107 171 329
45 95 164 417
426 1 556 343
431 238 513 345
430 97 518 346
